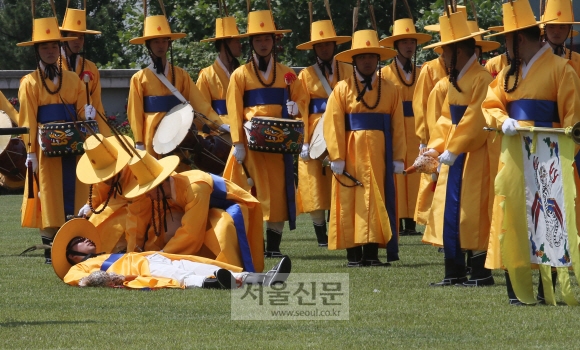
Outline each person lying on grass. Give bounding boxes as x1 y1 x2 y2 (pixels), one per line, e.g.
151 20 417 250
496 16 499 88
52 218 291 290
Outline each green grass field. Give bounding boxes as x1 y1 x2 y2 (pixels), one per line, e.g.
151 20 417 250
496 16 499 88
1 193 580 349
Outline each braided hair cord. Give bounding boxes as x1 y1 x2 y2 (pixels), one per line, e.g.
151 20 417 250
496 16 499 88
504 32 520 93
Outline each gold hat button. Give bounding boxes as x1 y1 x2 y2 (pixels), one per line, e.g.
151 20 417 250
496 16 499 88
319 30 324 36
46 29 50 34
406 27 410 32
157 26 162 31
77 20 82 25
260 22 265 27
366 40 370 46
557 10 561 16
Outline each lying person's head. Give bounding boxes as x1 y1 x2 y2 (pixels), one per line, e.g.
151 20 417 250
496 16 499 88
66 236 98 265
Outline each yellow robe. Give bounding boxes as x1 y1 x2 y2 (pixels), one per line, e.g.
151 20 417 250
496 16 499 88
323 75 406 250
59 55 108 136
484 54 508 78
296 61 352 213
196 60 231 124
18 69 89 229
382 60 421 219
412 56 447 225
136 170 265 272
127 65 223 156
64 251 242 288
222 61 308 223
482 48 580 272
424 60 495 255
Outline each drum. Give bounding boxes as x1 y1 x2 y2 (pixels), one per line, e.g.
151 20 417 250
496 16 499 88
309 114 328 160
0 137 26 183
39 120 99 157
152 103 194 155
179 132 231 175
247 117 304 154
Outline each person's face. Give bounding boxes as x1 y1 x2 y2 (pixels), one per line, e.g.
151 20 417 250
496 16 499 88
252 34 274 57
38 41 60 64
226 38 242 57
313 41 336 62
149 37 171 57
354 54 379 76
395 39 417 60
545 24 572 46
441 45 455 68
68 237 97 264
64 32 85 54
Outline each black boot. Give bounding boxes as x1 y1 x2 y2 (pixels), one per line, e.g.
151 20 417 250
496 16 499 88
505 271 524 305
41 236 53 265
430 258 467 286
313 222 328 247
362 243 390 267
461 252 494 287
399 218 406 235
346 246 363 267
537 270 557 304
264 229 283 258
403 218 419 235
202 269 234 289
465 250 473 275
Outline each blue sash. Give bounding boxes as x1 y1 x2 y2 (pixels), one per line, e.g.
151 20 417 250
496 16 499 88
345 113 397 259
38 104 78 219
209 174 255 272
243 87 296 229
212 99 227 115
143 95 181 113
309 98 328 114
449 105 468 125
100 253 124 271
507 99 559 127
402 101 414 117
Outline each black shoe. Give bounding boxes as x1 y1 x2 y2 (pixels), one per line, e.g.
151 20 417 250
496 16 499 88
406 229 421 236
263 256 292 287
460 275 495 287
399 230 409 236
346 261 364 267
430 277 467 287
313 223 328 247
202 269 234 289
264 250 284 258
509 298 525 306
45 258 52 265
318 242 328 247
362 260 391 267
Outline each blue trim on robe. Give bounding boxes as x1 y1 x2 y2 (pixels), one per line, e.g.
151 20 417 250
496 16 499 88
101 253 124 271
449 105 468 125
143 95 181 113
309 98 328 114
209 174 255 272
212 99 227 115
37 104 75 123
345 113 397 259
402 101 414 117
507 99 559 127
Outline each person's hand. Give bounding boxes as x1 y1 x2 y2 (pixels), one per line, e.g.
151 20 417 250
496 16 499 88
25 153 38 173
219 124 230 133
438 150 458 166
286 101 298 116
393 160 405 174
423 148 440 158
84 104 96 120
77 204 91 218
330 159 345 175
300 143 311 161
135 143 145 151
501 118 519 136
233 143 246 164
419 144 427 154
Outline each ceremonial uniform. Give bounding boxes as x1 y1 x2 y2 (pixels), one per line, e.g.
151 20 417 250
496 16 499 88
484 54 509 78
197 59 232 124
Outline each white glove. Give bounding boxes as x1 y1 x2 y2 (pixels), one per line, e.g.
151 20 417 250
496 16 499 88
25 153 38 173
233 143 246 164
84 104 96 120
78 203 91 218
300 143 311 161
438 150 458 166
330 159 345 175
501 118 519 136
393 160 405 174
419 143 427 154
423 148 440 158
135 143 146 151
286 101 298 116
219 124 231 133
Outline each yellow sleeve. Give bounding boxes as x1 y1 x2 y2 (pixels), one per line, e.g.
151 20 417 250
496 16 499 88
557 63 580 128
17 75 39 152
390 84 407 162
413 65 435 144
226 69 246 144
74 75 89 120
290 69 310 144
481 73 509 130
297 69 312 143
323 82 347 161
196 69 213 106
427 89 449 153
90 68 104 117
187 74 223 128
127 73 145 143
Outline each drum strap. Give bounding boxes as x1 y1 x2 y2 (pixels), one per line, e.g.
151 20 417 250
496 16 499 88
312 64 333 96
147 66 188 104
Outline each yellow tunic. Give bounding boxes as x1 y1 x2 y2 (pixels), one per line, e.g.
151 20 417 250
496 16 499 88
424 60 495 254
484 54 508 78
64 251 242 288
296 61 353 213
59 55 108 136
222 61 308 223
136 170 265 272
127 66 223 156
323 75 406 250
196 60 231 124
18 69 89 229
382 60 421 219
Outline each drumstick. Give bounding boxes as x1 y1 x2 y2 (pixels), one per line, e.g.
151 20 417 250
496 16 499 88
240 161 255 187
83 73 91 106
342 171 363 186
0 127 29 136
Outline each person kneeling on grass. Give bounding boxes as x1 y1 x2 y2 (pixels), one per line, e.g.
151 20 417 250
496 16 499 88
52 218 290 289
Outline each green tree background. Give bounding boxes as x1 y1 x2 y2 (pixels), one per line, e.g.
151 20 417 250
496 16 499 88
0 0 504 80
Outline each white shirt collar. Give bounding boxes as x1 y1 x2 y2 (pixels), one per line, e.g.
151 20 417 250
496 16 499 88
147 60 170 76
522 43 550 79
216 56 231 79
396 57 412 81
38 60 59 86
253 53 273 81
457 54 477 81
316 57 336 84
355 67 377 85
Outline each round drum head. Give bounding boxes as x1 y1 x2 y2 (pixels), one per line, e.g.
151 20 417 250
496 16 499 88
153 103 194 154
0 110 13 154
309 114 327 160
